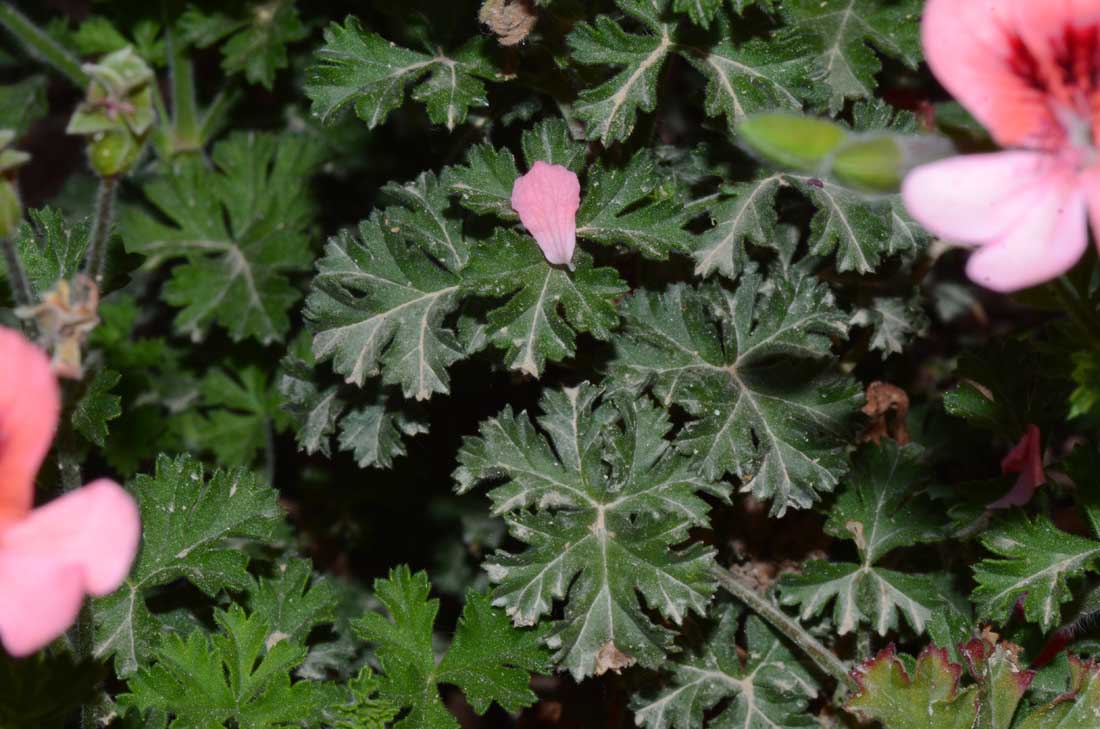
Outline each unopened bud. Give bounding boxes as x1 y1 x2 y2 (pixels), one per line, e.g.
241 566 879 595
738 113 848 172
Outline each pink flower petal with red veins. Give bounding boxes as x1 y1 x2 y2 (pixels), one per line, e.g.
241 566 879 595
923 0 1100 149
0 328 61 526
511 161 581 267
903 152 1089 292
990 425 1045 510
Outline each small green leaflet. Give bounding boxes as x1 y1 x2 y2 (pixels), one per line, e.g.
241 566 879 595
327 668 399 729
568 1 674 145
972 514 1100 632
780 0 923 112
691 175 783 280
0 75 47 135
609 271 860 515
247 558 339 650
455 384 730 679
850 294 929 359
305 217 465 400
72 368 122 448
14 207 88 294
354 566 551 729
120 606 332 728
779 443 947 636
278 339 427 469
463 232 626 377
94 455 284 676
631 605 818 729
179 2 307 89
176 367 288 468
306 17 495 130
122 132 325 344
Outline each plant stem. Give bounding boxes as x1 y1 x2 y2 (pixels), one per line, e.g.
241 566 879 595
85 176 119 290
168 30 200 152
712 565 858 692
1 233 34 307
0 4 88 88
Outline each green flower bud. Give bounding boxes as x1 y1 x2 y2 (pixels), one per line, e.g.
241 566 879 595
738 113 848 172
832 136 903 192
88 129 142 178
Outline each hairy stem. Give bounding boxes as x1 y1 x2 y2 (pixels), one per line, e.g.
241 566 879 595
1 233 34 307
712 565 858 692
0 3 88 87
85 175 119 290
168 30 200 151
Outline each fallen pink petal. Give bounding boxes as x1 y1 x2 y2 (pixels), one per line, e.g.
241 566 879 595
510 160 581 267
989 424 1045 510
902 0 1100 293
0 327 140 657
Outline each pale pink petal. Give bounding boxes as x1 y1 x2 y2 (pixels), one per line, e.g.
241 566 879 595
922 0 1100 149
0 554 83 656
0 328 60 525
989 425 1045 509
511 161 581 267
964 177 1088 292
0 480 141 596
902 151 1065 243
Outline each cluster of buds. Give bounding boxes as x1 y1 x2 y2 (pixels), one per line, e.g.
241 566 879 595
0 129 30 238
66 47 155 177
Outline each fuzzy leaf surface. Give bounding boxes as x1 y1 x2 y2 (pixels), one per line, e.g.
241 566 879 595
779 443 946 636
353 567 551 728
631 607 818 728
305 17 494 130
609 271 859 515
94 455 283 676
122 132 325 344
456 383 730 678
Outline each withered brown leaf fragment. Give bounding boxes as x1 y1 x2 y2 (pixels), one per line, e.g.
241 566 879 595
15 274 100 379
860 381 910 445
593 641 635 675
479 0 537 46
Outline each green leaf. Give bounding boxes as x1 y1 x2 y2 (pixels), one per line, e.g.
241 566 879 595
122 132 325 344
339 402 428 469
379 171 470 272
850 294 929 359
95 455 284 676
1018 657 1100 729
278 350 345 459
14 207 89 294
960 640 1034 729
780 0 923 112
305 17 495 130
178 367 286 468
180 2 307 89
690 33 823 134
972 515 1100 632
576 152 694 259
328 668 400 729
305 218 464 400
609 272 860 515
120 605 330 727
0 651 102 729
780 443 946 636
846 646 979 729
691 174 784 280
72 368 122 447
455 384 730 678
248 558 338 649
354 567 551 728
463 231 627 377
631 606 818 728
568 2 674 144
0 75 47 135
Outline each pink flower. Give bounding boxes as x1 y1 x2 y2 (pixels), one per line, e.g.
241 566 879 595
0 327 140 657
902 0 1100 292
989 424 1045 510
511 161 581 267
